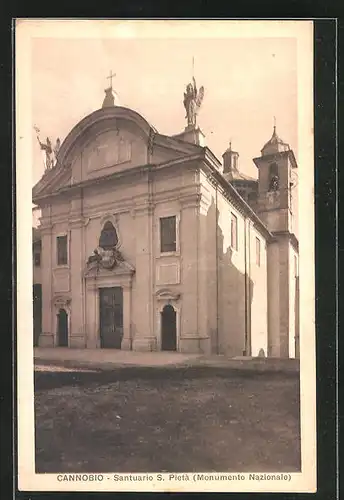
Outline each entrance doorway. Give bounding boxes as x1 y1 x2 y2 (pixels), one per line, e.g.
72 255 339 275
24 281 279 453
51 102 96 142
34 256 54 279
57 308 68 347
99 287 123 348
161 304 177 351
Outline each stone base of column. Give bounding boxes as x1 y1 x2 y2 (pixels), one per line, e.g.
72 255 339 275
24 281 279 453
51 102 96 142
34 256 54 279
121 338 133 351
69 335 87 348
132 337 157 352
38 333 55 347
179 336 211 354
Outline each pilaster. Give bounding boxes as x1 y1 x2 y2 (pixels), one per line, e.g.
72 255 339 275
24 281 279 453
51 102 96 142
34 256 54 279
39 224 54 346
178 195 201 352
132 203 155 351
121 284 132 350
69 196 86 347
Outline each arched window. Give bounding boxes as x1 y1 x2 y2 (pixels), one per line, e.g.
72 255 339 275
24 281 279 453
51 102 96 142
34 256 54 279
268 162 279 192
99 221 118 249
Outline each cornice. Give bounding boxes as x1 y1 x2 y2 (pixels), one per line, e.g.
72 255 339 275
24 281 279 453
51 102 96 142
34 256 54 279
33 155 203 206
271 231 299 253
178 193 201 209
253 149 298 170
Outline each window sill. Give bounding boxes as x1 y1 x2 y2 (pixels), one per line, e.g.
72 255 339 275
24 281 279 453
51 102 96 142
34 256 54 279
158 250 180 258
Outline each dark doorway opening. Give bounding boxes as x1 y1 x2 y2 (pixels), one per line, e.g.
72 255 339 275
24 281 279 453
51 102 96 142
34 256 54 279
99 287 123 349
161 304 177 351
57 308 68 347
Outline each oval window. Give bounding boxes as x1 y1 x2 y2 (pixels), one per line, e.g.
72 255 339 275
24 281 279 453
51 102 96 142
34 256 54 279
99 221 118 249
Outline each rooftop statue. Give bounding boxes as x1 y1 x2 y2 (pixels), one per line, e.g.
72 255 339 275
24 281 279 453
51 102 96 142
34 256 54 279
183 76 204 128
34 126 60 171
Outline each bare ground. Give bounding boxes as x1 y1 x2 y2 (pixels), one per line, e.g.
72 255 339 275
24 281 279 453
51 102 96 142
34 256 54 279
34 368 300 473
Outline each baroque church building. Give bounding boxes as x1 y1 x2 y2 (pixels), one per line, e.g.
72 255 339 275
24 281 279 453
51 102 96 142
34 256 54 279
32 79 300 358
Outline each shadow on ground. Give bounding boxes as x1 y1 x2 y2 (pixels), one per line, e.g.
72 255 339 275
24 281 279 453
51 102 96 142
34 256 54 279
34 365 298 391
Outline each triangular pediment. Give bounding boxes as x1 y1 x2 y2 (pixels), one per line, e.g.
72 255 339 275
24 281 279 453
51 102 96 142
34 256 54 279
32 164 72 200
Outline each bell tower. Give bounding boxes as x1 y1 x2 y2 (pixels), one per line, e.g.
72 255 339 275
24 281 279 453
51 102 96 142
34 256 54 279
253 123 298 237
222 142 239 182
253 123 299 358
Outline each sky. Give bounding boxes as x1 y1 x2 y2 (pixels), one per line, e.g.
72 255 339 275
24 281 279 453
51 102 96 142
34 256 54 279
31 28 298 186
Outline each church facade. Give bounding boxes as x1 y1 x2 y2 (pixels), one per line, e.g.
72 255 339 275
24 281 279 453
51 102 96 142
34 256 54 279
32 83 300 358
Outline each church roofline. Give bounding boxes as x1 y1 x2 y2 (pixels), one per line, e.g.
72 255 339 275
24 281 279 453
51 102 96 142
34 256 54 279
231 172 258 182
201 150 273 240
56 106 158 167
155 133 203 153
203 146 223 170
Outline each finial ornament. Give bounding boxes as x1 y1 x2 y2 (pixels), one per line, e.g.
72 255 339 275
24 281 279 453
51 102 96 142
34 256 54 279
107 70 116 89
183 70 205 128
273 115 277 132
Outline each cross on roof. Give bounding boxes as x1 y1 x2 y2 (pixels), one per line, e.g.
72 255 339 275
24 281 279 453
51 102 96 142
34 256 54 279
107 70 116 89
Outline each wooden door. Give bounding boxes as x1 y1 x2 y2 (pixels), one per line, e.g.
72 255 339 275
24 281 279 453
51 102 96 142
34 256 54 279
161 304 177 351
99 287 123 349
57 308 68 347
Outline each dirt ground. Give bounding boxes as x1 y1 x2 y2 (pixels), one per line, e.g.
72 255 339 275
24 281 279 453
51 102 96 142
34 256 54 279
34 368 300 473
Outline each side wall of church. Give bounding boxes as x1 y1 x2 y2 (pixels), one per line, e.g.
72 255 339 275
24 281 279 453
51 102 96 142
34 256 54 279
199 172 268 357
